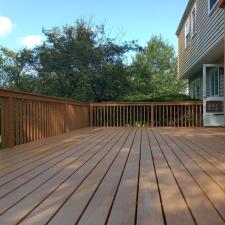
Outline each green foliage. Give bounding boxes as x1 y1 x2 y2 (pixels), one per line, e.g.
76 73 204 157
125 93 193 102
0 47 37 91
130 35 187 98
36 20 140 101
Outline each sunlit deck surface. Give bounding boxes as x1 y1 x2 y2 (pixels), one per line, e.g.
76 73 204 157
0 127 224 225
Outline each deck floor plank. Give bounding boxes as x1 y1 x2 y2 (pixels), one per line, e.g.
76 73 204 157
136 128 165 225
0 129 115 199
171 128 225 157
17 128 128 225
170 133 225 172
0 128 108 176
0 127 112 191
147 128 196 225
76 129 135 225
46 128 134 225
0 127 224 225
154 128 225 225
162 130 225 191
106 128 140 225
0 128 117 220
0 127 98 160
160 128 225 221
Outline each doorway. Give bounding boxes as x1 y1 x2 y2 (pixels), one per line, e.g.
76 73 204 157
203 64 224 126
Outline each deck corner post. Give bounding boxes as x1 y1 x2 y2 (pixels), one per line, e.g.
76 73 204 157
3 96 14 148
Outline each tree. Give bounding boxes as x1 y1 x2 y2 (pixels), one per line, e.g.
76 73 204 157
131 35 187 98
21 19 138 101
0 47 38 92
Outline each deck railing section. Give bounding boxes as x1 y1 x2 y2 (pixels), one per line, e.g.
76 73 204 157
0 88 204 148
0 89 89 148
90 102 203 128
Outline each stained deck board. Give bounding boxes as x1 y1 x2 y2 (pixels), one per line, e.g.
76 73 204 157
0 128 111 185
0 129 120 224
136 128 164 225
0 128 108 176
0 127 224 225
158 128 225 221
153 128 225 225
106 128 140 225
148 129 196 225
0 129 115 200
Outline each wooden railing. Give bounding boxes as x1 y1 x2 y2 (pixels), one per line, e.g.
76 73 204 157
0 88 204 148
90 102 203 128
0 89 90 148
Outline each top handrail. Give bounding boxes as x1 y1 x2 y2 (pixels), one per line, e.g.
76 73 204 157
0 88 203 107
0 88 89 106
90 101 203 107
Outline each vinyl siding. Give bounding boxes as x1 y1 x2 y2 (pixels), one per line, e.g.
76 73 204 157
189 73 203 99
177 0 224 78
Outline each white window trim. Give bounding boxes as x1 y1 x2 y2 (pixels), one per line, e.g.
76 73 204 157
191 4 197 38
185 18 190 48
208 0 219 15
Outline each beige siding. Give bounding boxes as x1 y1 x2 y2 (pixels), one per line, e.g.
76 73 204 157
178 0 224 78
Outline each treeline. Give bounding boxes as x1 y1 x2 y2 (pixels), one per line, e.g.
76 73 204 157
0 20 187 102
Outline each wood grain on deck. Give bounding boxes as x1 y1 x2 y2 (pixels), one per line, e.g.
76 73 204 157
0 127 224 225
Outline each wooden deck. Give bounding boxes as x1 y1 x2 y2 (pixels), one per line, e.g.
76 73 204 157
0 127 224 225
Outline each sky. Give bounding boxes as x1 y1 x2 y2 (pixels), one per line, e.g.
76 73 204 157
0 0 188 53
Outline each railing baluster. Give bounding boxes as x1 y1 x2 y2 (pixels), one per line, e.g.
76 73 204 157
143 106 146 126
151 105 154 127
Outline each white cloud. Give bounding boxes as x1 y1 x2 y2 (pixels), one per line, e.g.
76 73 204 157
20 35 43 49
0 16 13 36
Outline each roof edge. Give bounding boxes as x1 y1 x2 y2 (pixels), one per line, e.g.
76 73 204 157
176 0 194 36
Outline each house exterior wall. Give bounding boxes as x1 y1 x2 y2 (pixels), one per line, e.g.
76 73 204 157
188 56 224 99
189 73 203 99
177 0 224 78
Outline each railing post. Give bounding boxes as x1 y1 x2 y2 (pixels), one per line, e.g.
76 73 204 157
151 105 154 128
3 96 14 148
89 104 93 127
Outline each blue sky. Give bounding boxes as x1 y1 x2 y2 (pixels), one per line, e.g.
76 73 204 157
0 0 188 53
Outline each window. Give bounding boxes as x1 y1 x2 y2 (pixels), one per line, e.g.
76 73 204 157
208 0 218 13
191 5 197 36
190 78 201 99
206 67 220 97
185 19 190 47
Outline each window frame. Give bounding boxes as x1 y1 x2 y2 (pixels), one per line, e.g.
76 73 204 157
208 0 219 15
191 4 197 38
185 18 190 48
